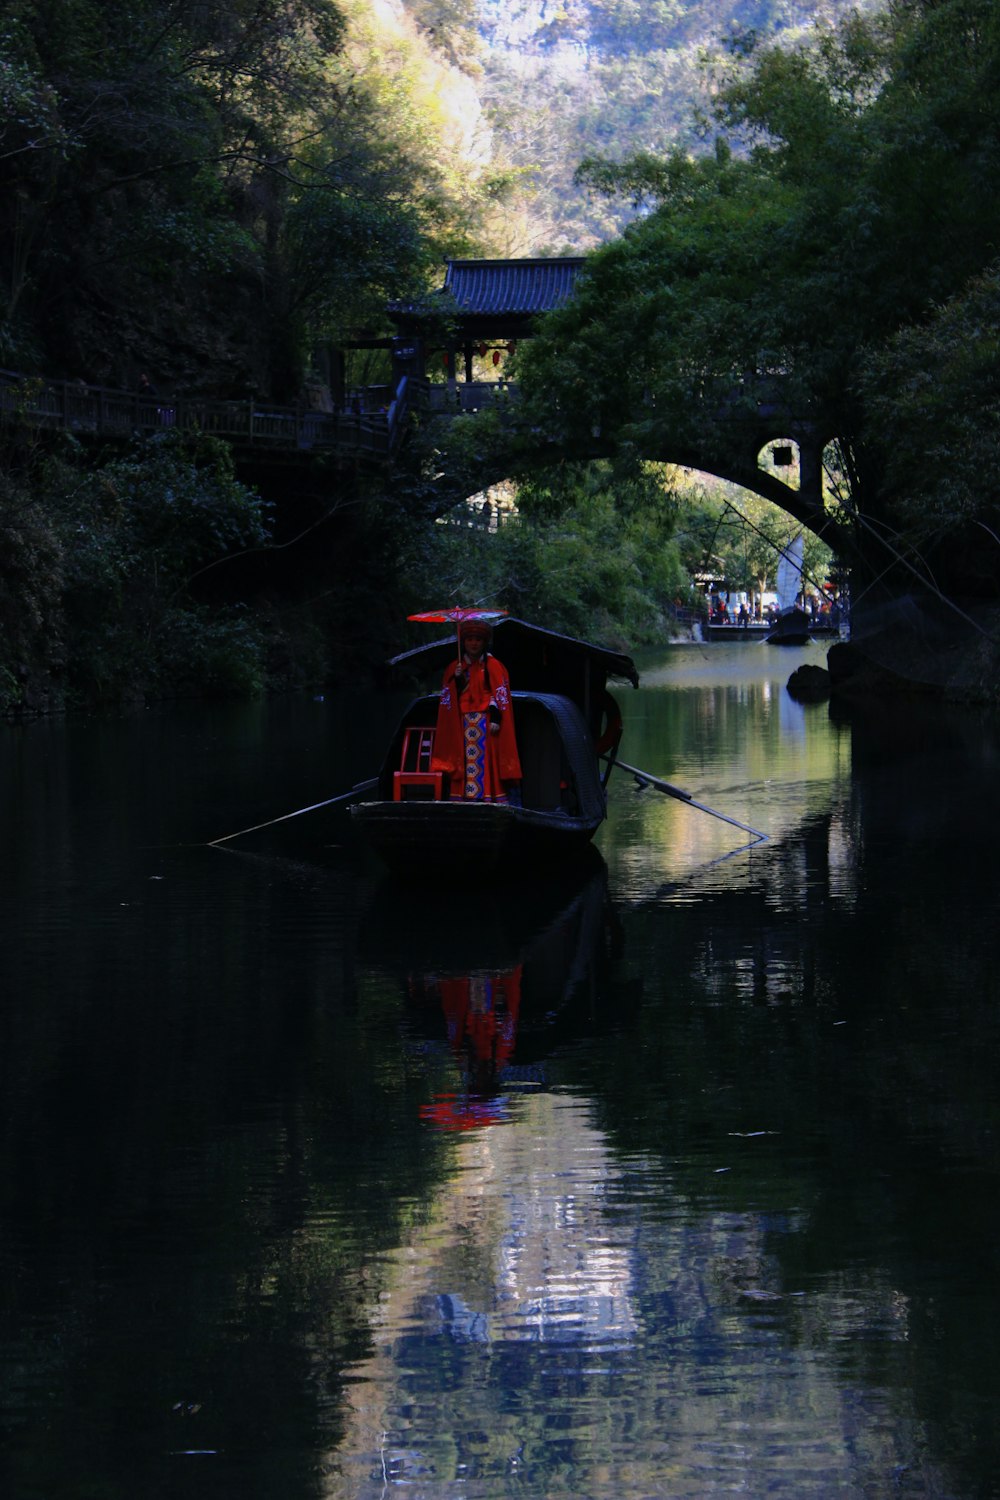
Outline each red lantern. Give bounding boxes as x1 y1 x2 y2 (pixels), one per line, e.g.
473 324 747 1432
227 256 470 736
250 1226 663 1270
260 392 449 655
492 349 501 366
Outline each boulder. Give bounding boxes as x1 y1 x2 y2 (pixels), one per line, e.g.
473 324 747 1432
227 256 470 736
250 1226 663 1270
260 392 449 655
786 663 831 702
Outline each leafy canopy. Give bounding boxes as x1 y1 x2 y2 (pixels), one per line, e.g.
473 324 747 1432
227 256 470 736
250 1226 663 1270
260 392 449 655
515 0 1000 590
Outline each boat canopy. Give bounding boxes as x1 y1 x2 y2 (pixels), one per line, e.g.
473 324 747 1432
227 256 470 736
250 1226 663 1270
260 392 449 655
390 617 638 722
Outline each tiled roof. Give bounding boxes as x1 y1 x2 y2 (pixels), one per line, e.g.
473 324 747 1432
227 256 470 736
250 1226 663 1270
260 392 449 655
443 258 585 316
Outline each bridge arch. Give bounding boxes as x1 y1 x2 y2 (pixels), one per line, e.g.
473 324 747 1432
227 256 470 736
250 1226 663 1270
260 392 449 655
382 257 849 551
421 398 846 556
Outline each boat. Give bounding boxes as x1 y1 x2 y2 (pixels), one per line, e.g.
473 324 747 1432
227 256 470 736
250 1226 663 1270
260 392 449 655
702 619 770 642
350 618 638 873
766 605 811 645
766 533 811 645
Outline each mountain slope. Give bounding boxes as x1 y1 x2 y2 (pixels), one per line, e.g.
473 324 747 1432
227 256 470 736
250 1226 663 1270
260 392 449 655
405 0 882 250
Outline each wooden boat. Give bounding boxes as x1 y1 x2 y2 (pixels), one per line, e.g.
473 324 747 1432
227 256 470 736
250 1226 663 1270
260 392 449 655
766 533 811 645
702 620 770 642
766 605 812 645
350 618 638 873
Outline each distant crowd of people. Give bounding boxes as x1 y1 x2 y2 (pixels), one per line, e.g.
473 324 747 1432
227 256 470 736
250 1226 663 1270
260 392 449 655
708 594 843 627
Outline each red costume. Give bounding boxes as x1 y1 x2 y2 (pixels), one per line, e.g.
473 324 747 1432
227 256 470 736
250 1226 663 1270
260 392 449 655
432 648 522 802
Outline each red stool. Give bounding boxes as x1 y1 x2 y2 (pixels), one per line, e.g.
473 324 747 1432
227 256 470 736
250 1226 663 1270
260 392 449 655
393 727 444 801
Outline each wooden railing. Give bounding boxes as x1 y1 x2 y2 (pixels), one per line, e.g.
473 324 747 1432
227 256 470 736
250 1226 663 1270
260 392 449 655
0 368 522 460
0 369 425 460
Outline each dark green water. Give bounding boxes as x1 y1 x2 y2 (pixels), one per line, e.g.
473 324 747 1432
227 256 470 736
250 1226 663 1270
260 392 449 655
3 642 1000 1498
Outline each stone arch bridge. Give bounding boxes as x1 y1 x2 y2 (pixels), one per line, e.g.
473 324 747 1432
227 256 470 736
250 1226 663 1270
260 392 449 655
0 259 841 546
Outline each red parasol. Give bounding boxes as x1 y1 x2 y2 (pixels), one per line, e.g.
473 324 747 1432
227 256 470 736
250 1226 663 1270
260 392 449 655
407 607 508 666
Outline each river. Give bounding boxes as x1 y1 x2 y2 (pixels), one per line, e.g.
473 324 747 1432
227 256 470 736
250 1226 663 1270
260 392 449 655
2 641 999 1498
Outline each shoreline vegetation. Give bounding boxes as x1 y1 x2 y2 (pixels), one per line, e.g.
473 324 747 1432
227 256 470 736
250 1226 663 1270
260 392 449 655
4 1 1000 713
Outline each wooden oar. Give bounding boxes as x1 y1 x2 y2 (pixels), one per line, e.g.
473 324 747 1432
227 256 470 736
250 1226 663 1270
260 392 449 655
207 778 377 847
604 756 768 845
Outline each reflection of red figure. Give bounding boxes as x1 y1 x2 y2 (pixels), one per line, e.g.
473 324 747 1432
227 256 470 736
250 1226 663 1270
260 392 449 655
419 1094 509 1131
419 966 523 1131
439 969 522 1074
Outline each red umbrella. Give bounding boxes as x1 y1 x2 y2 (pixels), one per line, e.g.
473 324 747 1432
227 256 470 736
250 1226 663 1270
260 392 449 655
407 607 508 666
407 607 507 625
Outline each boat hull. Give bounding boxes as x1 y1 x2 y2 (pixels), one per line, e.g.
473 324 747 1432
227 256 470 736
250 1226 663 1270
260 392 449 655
703 619 840 644
702 622 769 641
351 797 600 874
766 607 811 645
350 685 616 874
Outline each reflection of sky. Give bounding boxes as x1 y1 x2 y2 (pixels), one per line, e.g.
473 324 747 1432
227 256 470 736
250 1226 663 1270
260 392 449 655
481 1106 638 1347
636 640 822 691
372 1094 639 1352
326 1094 946 1499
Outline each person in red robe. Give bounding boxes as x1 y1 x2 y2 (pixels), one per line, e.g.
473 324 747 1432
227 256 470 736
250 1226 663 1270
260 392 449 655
432 621 522 802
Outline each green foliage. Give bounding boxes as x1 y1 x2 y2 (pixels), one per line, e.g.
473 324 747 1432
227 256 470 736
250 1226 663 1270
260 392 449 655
0 0 497 398
516 0 1000 593
406 0 481 69
154 603 267 698
0 482 65 706
64 437 271 586
859 263 1000 559
671 477 833 598
400 460 689 646
49 436 272 702
518 145 806 463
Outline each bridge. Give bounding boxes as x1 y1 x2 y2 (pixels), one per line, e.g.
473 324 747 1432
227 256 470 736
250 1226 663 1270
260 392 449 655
0 258 842 542
0 365 521 457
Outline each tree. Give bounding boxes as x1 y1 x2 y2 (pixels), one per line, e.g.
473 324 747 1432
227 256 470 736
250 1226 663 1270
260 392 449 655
0 0 506 397
0 0 347 385
514 0 1000 598
671 479 833 603
399 458 690 645
859 262 1000 591
56 435 273 700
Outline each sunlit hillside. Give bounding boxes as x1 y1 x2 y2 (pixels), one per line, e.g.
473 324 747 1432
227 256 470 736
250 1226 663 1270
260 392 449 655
401 0 884 250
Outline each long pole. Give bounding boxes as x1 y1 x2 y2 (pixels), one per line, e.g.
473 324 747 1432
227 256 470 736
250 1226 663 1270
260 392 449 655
206 779 377 847
605 757 769 844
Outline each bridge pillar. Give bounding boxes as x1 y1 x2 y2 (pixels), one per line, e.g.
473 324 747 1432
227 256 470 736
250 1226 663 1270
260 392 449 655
796 431 825 511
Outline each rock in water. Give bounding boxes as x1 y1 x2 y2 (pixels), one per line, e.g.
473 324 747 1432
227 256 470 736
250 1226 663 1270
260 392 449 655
787 664 831 702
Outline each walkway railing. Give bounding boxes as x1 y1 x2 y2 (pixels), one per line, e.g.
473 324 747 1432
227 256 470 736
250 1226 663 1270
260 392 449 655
0 368 522 460
0 368 425 460
3 370 524 450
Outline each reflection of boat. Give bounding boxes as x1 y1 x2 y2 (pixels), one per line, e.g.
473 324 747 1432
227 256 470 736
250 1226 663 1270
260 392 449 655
350 619 638 873
357 845 608 975
357 855 618 1123
767 533 810 645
